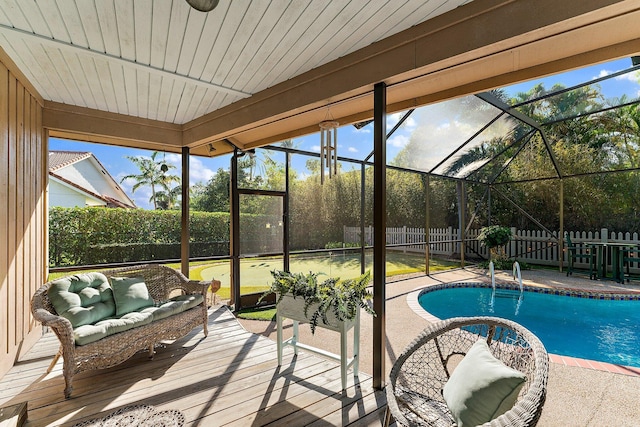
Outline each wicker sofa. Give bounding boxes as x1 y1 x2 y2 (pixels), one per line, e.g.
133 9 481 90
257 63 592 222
31 264 213 398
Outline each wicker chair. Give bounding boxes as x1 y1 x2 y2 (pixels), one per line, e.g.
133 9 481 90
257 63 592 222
385 317 548 427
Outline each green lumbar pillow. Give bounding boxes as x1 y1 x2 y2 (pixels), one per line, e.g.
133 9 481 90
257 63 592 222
443 339 526 427
110 276 154 316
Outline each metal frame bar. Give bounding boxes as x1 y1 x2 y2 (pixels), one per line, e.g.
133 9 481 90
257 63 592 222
231 149 241 312
466 127 536 182
181 147 190 276
284 152 291 272
373 82 386 391
488 130 537 184
511 63 640 109
361 163 366 274
424 174 430 275
364 108 416 162
465 186 489 234
428 112 504 174
541 98 640 126
491 186 558 240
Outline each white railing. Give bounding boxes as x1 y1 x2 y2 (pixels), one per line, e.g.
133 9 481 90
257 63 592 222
513 261 523 294
343 226 640 272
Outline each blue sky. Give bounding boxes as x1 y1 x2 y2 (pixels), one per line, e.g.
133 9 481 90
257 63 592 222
51 57 640 209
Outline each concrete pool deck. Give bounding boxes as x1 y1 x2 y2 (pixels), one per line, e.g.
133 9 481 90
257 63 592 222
237 266 640 426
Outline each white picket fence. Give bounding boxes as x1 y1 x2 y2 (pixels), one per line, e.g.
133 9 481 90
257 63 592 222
343 226 640 270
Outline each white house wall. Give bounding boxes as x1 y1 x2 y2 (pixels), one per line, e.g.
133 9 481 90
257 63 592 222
48 179 105 208
57 158 127 204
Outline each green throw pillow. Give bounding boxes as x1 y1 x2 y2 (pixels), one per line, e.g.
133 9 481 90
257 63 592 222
110 276 154 316
48 272 116 328
443 339 526 427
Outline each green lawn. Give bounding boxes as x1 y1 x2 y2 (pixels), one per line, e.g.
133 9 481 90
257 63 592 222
47 252 459 301
196 252 458 300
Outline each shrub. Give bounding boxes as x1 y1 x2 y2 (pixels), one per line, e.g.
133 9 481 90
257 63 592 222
477 225 512 261
49 207 231 267
261 270 375 334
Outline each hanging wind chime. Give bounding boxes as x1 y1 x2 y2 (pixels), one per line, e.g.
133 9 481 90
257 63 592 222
319 118 339 184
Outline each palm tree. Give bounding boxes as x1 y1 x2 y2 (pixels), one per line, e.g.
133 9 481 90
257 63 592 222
120 151 180 209
155 184 182 210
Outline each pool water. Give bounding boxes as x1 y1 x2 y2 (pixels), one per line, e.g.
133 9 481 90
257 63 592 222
418 286 640 367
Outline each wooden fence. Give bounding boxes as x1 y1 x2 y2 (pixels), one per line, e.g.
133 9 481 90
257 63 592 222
343 226 640 271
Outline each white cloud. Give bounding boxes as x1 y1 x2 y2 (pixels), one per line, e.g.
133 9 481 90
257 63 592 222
189 157 215 183
615 70 640 83
310 145 321 152
404 116 417 129
386 112 418 131
348 147 358 153
388 134 409 148
164 153 182 165
354 127 371 134
595 69 640 84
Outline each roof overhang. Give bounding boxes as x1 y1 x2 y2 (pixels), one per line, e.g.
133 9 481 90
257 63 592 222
38 0 640 157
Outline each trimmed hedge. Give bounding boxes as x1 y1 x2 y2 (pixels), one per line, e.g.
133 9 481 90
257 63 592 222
49 207 279 267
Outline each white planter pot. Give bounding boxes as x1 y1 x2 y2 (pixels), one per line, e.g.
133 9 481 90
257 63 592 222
276 292 361 391
276 293 357 332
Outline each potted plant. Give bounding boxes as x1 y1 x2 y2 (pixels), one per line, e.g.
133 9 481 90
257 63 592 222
477 225 512 261
262 270 375 333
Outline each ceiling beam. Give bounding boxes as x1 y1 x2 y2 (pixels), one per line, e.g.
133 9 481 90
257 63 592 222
44 101 183 151
0 24 251 99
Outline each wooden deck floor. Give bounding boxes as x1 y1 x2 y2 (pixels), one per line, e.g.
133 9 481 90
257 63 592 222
0 306 388 426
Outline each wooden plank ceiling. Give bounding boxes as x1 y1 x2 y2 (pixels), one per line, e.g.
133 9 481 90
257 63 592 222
0 0 639 157
0 0 468 123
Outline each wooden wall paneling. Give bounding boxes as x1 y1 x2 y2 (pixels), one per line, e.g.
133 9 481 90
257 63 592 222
0 62 8 363
22 90 37 335
6 72 16 363
15 80 24 346
33 103 41 319
0 51 46 377
40 114 46 286
21 91 30 338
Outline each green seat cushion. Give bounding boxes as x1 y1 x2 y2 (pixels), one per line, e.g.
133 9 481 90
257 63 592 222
74 311 153 346
141 294 204 322
48 272 115 327
110 276 155 316
443 339 526 427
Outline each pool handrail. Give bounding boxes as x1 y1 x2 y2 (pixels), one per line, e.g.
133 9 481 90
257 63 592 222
513 261 523 294
489 260 495 292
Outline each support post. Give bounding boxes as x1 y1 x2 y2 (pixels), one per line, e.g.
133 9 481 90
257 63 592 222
373 82 387 390
459 180 466 266
559 179 564 272
284 152 290 272
488 185 492 225
360 163 366 274
424 174 430 275
231 150 241 311
181 147 190 276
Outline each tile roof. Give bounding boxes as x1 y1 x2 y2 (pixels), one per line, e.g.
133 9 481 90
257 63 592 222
49 151 91 171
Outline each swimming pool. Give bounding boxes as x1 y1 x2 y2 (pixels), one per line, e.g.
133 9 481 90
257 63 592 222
418 283 640 367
